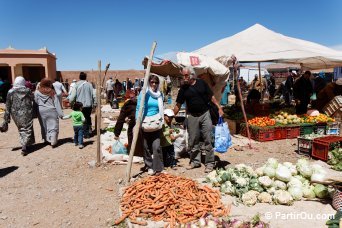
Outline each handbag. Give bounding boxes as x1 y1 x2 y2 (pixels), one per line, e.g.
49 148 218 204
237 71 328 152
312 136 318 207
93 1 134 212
141 113 163 132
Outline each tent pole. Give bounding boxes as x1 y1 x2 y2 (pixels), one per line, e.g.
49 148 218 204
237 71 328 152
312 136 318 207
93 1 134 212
125 41 157 183
234 61 252 148
96 61 102 165
258 62 263 102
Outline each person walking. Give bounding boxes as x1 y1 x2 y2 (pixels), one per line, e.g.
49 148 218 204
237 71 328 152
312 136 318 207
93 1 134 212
105 77 114 104
284 70 295 106
62 101 86 149
34 79 64 147
53 78 67 109
68 72 96 138
0 76 35 155
114 91 137 153
136 74 164 175
293 71 313 115
173 67 223 173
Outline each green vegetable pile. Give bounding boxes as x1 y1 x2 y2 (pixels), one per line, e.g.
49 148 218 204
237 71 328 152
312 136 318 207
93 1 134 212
328 148 342 171
326 211 342 228
206 158 333 206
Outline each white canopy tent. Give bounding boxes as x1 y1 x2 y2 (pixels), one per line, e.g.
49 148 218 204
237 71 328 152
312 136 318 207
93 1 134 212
194 24 342 70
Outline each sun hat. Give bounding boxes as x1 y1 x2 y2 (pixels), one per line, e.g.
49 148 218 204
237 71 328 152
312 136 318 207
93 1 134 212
164 109 174 117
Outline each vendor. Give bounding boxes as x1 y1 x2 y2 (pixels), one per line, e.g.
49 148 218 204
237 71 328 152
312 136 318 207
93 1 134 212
314 78 342 112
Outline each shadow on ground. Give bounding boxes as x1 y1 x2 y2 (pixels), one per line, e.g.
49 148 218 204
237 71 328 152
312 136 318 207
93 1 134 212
0 166 19 178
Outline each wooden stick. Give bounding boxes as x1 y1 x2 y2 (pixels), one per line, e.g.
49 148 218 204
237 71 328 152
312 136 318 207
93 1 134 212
96 60 102 165
125 41 157 183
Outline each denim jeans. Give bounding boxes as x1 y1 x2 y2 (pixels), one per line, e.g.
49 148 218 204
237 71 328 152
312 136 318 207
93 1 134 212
73 125 84 145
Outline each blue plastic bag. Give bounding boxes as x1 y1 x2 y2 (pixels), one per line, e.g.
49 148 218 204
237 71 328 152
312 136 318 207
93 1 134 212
214 117 232 153
112 139 127 155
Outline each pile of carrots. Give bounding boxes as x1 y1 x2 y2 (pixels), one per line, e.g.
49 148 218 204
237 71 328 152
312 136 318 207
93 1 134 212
114 173 230 227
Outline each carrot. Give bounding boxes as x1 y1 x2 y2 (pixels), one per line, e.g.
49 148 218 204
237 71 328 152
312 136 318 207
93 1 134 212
130 219 147 226
114 213 129 225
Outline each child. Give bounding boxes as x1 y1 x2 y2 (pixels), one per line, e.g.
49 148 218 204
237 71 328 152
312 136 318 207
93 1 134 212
160 109 182 168
62 101 86 149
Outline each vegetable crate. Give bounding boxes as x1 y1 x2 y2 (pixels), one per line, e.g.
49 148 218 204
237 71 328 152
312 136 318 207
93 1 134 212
326 122 340 136
299 124 315 136
240 124 274 142
314 123 327 135
274 127 287 140
312 136 342 161
286 125 300 139
297 137 313 156
323 95 342 116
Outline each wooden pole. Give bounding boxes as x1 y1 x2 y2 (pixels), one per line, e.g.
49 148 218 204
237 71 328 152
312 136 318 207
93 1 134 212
258 62 263 102
125 41 157 183
96 61 102 165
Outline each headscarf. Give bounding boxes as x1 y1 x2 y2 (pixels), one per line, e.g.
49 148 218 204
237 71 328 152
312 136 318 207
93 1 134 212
147 84 164 124
38 78 56 98
13 76 26 89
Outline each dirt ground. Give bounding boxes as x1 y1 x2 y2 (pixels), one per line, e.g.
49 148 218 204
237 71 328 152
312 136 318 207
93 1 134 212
0 104 337 227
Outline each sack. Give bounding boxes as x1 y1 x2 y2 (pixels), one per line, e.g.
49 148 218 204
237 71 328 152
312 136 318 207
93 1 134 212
0 121 8 132
214 117 232 153
142 113 163 132
112 139 127 155
209 102 219 125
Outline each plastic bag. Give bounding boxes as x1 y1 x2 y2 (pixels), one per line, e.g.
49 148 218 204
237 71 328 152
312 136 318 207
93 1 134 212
214 117 232 153
111 139 127 155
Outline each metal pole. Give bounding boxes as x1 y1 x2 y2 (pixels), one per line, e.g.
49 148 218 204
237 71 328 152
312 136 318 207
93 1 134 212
125 41 157 183
258 62 263 102
96 61 102 165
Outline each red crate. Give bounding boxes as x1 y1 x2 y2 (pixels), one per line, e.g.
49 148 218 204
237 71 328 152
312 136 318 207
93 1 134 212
239 124 274 142
312 136 342 161
286 126 300 139
274 127 287 140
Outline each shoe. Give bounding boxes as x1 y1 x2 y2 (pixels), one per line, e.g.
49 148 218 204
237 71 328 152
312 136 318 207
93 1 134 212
147 169 155 175
79 145 84 149
21 146 28 156
204 165 214 173
140 166 148 172
186 163 201 170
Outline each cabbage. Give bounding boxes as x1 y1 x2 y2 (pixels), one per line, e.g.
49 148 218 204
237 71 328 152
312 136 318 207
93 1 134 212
297 164 313 178
258 176 273 188
255 166 264 176
294 175 307 183
263 166 276 178
266 158 279 169
311 172 326 182
302 185 316 199
206 170 218 183
258 192 273 203
273 180 287 190
288 187 303 200
242 190 259 206
314 184 329 199
273 190 293 205
296 158 309 167
275 165 292 182
287 177 303 188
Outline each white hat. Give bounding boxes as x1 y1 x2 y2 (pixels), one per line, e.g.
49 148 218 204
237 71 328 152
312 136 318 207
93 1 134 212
72 79 76 82
164 109 174 117
336 78 342 86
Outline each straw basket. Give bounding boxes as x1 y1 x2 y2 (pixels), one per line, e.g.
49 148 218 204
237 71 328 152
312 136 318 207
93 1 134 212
332 188 342 211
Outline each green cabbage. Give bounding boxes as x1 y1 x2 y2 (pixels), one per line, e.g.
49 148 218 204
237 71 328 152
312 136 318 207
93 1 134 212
266 158 279 169
302 185 316 199
275 165 292 182
263 166 276 178
314 184 329 199
288 187 303 200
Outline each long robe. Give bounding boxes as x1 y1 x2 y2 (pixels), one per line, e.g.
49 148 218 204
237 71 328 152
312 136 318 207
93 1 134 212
34 91 64 145
4 87 35 146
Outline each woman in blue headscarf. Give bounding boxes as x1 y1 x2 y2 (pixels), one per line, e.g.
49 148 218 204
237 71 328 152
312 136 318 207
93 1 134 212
0 76 35 155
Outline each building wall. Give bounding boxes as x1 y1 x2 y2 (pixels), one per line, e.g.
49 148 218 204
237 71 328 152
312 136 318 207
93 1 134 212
59 70 145 84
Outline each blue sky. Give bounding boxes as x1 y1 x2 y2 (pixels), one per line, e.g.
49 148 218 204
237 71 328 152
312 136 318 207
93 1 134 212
1 0 341 71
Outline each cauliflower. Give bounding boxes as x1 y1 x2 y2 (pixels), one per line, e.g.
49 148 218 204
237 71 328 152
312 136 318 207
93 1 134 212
220 181 235 195
235 164 247 171
235 177 248 187
267 187 277 195
255 166 264 176
205 170 217 183
242 190 259 206
273 180 287 190
273 190 293 205
257 192 273 204
266 158 279 169
258 176 273 188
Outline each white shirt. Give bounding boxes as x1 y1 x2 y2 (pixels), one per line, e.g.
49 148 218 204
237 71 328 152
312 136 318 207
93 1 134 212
106 79 114 91
53 81 67 96
69 82 76 95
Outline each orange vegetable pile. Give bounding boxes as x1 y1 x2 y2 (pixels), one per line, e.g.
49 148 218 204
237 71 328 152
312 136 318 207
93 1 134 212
115 173 230 227
247 117 276 127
